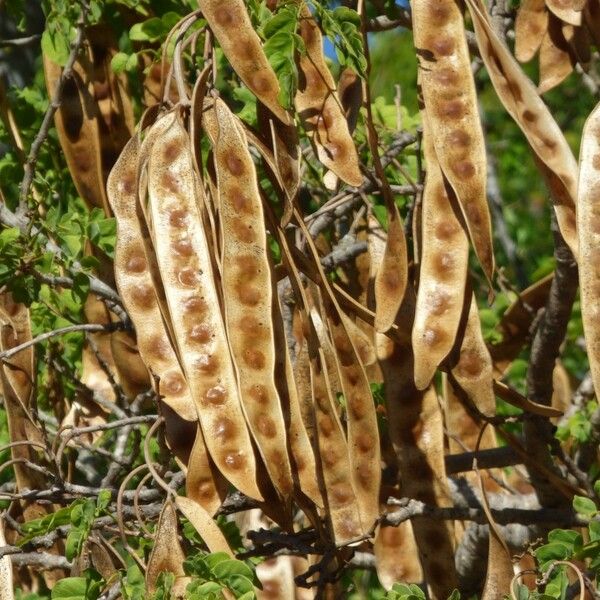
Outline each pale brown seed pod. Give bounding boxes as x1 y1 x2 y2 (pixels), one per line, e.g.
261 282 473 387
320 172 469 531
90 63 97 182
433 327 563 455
146 111 262 501
412 0 494 283
488 273 553 376
295 4 363 187
412 114 469 390
198 0 289 124
374 522 423 590
145 500 186 594
43 54 109 214
545 0 584 25
466 0 579 259
373 206 408 333
577 100 600 401
538 16 575 94
107 134 197 422
186 424 229 515
515 0 549 62
481 526 515 600
450 293 496 419
210 98 294 500
551 360 571 421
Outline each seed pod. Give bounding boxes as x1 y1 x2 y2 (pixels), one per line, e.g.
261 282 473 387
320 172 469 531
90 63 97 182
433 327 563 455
577 100 600 401
374 521 423 590
186 424 229 515
412 0 494 283
210 98 293 500
584 0 600 47
175 497 234 556
198 0 289 125
515 0 549 62
145 499 186 594
412 115 468 390
146 111 262 501
107 134 197 421
538 16 574 94
488 273 553 375
481 526 515 600
546 0 584 25
373 205 408 333
466 0 579 259
295 4 363 187
43 54 109 214
551 360 571 420
450 293 496 419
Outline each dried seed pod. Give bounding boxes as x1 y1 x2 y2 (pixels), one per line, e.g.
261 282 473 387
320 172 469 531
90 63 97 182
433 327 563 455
338 68 363 134
551 360 571 420
146 111 262 501
198 0 289 124
186 423 228 515
450 293 496 419
373 206 408 333
107 134 196 421
43 54 109 214
488 273 553 375
546 0 584 25
175 497 234 556
515 0 549 62
295 4 363 187
577 100 600 401
538 16 574 93
466 0 579 259
412 115 468 390
584 0 600 46
145 499 186 593
210 98 293 500
412 0 494 282
374 521 423 590
481 526 515 600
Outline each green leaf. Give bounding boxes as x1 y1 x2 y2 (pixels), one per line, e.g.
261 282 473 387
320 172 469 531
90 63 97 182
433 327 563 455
212 559 254 583
51 577 93 600
205 552 231 570
573 495 597 517
111 52 129 74
534 542 573 568
130 18 166 43
41 28 71 66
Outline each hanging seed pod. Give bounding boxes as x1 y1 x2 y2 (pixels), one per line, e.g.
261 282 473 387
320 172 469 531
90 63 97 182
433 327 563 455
43 54 109 214
374 521 423 591
412 114 469 390
577 100 600 401
145 500 186 593
466 0 579 259
107 134 197 422
186 424 229 515
373 205 408 333
295 3 363 187
538 16 575 94
449 293 496 419
198 0 289 124
210 98 294 500
146 111 262 501
584 0 600 46
412 0 494 283
515 0 549 62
